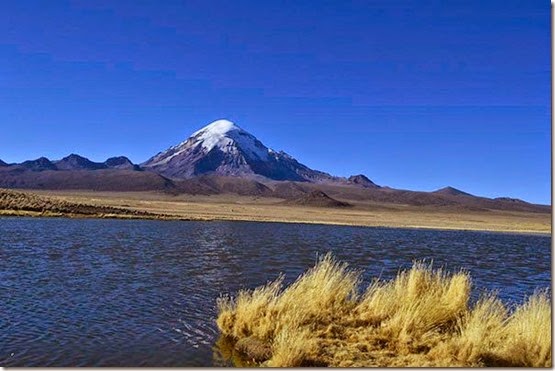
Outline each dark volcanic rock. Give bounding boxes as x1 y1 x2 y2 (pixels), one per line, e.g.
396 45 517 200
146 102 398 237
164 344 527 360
283 190 352 208
494 197 528 204
0 159 7 167
348 174 379 188
433 186 473 197
55 154 107 170
105 156 141 171
19 157 57 171
0 169 175 192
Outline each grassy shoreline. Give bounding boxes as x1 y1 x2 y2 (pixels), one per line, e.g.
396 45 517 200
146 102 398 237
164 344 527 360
215 255 551 367
0 188 550 234
0 209 551 236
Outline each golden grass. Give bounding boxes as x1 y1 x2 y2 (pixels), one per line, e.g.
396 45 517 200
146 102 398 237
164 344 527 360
215 254 551 367
0 188 170 220
30 190 551 234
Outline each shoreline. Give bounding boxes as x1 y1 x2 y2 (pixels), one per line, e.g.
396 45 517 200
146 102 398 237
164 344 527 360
0 209 550 236
1 188 550 236
215 255 551 367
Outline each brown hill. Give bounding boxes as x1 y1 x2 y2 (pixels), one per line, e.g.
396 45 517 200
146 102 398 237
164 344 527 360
0 168 175 192
433 186 474 197
348 174 380 188
0 163 549 214
104 156 141 170
282 190 352 208
54 154 107 170
19 157 57 171
274 182 549 213
270 181 311 199
194 175 274 197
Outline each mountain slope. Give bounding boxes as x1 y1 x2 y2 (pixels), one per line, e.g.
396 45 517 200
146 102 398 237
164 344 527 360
282 190 352 208
0 119 548 213
19 157 58 171
433 186 473 197
348 174 380 188
55 154 107 170
142 119 336 182
0 168 175 192
105 156 141 170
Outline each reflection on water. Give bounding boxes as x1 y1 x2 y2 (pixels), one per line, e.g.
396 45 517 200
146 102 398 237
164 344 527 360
0 217 550 366
212 336 257 368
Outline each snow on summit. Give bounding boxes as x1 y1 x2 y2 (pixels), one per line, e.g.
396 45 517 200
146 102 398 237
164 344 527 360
191 119 270 160
192 119 238 137
142 119 335 182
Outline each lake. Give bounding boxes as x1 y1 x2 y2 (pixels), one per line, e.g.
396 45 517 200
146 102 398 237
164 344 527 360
0 217 550 366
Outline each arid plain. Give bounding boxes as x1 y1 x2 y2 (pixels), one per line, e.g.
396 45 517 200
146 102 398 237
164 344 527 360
7 189 549 234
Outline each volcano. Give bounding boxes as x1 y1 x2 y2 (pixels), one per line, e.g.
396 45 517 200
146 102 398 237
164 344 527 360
142 119 336 182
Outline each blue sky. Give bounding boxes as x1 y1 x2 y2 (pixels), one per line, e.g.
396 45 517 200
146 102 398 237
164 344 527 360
0 0 550 204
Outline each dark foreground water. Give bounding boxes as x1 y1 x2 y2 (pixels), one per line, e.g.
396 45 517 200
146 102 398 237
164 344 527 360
0 217 551 366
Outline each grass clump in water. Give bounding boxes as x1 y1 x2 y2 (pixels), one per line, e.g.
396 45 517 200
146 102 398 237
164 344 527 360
215 253 551 367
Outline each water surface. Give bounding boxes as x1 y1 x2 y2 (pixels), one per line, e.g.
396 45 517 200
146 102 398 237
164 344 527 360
0 217 550 366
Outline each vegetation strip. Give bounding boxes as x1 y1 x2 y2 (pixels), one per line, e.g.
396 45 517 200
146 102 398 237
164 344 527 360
0 189 549 234
215 254 551 367
0 189 169 219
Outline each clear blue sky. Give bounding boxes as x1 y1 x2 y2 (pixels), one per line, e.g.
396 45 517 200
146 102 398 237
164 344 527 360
0 0 550 204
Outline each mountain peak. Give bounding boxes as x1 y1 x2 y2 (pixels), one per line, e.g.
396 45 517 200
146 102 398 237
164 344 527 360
142 119 335 182
433 186 473 197
283 190 352 208
494 197 528 204
55 154 106 170
61 153 89 163
193 119 241 137
20 157 57 171
189 119 265 158
348 174 379 188
105 156 141 171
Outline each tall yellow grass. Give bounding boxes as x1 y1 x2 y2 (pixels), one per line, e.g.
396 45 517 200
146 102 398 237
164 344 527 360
215 254 551 367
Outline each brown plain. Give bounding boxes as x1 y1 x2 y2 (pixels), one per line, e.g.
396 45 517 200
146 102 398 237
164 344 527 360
13 189 551 234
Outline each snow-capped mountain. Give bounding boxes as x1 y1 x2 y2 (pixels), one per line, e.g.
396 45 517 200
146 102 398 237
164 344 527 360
142 119 336 182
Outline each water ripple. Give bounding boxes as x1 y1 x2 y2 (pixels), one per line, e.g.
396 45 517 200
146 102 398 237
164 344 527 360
0 217 550 366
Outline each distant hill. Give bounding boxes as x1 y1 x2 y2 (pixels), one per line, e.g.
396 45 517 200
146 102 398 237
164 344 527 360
348 174 380 188
0 168 175 192
433 186 474 197
19 157 57 171
0 119 549 213
282 190 352 208
494 197 529 204
105 156 141 171
55 154 107 171
270 181 311 199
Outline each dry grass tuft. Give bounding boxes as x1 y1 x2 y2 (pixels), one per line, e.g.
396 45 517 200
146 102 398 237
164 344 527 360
494 290 552 367
0 188 161 218
215 254 551 367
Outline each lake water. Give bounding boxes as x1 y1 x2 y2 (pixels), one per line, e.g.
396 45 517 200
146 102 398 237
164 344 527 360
0 217 551 366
